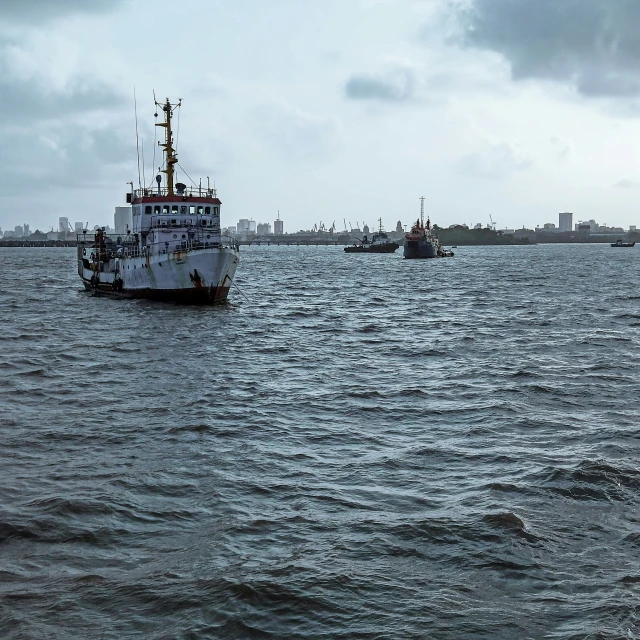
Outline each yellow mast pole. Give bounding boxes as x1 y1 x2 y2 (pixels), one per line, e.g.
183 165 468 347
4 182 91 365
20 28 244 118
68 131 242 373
156 98 179 196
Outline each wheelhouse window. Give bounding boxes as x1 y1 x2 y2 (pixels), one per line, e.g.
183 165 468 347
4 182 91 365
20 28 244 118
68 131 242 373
145 206 152 214
154 205 161 215
213 207 219 215
197 206 203 215
162 205 169 214
171 205 179 214
205 206 211 214
189 205 195 214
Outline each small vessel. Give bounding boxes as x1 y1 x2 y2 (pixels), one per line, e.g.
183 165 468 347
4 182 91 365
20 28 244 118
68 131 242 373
344 219 399 253
611 240 636 247
403 197 453 259
77 97 239 303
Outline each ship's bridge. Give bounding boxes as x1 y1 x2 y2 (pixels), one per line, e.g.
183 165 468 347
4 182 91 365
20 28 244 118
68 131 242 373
129 188 221 236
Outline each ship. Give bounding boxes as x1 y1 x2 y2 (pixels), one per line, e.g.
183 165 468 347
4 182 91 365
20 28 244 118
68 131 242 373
611 239 636 247
404 197 453 259
77 97 239 303
344 218 399 253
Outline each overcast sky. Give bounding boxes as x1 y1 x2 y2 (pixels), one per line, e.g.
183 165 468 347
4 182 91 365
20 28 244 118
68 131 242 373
3 0 640 233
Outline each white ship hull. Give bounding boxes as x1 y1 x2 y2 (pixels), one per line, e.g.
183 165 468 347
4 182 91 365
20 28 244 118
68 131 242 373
78 246 239 304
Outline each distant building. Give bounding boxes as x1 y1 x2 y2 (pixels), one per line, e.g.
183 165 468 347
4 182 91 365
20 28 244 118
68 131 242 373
23 224 30 236
14 225 24 237
47 231 60 240
576 219 598 232
114 206 133 235
256 222 272 235
543 223 557 232
74 222 84 232
630 225 637 232
274 212 284 235
237 219 256 235
558 211 573 232
58 217 70 233
395 220 403 233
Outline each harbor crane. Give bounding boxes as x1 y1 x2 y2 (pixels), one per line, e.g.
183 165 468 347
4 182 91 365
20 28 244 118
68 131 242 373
489 214 496 231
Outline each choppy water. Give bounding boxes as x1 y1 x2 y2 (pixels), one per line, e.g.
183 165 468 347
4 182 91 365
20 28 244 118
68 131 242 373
1 244 640 639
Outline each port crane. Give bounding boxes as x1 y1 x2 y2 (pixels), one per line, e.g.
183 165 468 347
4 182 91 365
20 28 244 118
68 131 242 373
489 214 496 231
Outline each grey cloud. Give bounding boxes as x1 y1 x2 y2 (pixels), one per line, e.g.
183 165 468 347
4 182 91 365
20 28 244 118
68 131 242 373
550 136 572 161
612 179 640 188
0 124 134 194
451 0 640 98
345 68 415 102
456 141 532 179
0 76 125 123
0 0 124 24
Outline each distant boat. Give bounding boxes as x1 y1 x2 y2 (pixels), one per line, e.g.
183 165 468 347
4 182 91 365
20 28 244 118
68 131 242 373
344 219 399 253
403 196 454 259
611 240 635 247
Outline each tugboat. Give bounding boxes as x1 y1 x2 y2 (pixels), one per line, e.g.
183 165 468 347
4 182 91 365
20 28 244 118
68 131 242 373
611 239 636 247
344 219 399 253
77 97 239 303
403 197 453 259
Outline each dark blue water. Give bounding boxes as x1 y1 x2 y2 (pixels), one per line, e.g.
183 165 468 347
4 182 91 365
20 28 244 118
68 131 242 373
1 244 640 639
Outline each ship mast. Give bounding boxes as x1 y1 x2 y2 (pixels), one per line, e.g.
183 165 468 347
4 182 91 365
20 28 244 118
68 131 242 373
155 97 181 196
420 196 425 227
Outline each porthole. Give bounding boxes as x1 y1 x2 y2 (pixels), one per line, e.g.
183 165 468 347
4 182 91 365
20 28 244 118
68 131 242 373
182 234 186 239
173 234 177 239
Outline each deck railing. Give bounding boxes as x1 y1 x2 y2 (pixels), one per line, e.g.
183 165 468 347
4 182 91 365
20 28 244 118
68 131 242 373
130 187 217 200
79 233 239 258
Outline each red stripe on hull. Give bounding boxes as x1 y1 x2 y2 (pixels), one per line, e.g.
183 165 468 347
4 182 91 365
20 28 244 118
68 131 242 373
82 281 231 304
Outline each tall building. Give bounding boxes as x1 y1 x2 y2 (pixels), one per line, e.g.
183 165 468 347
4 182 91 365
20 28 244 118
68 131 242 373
257 222 272 235
558 212 573 232
237 219 256 234
14 225 24 237
114 206 133 234
58 217 70 233
274 211 283 235
23 224 30 236
75 222 84 232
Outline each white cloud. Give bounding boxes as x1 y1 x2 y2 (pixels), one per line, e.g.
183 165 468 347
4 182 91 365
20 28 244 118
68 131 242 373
456 140 532 179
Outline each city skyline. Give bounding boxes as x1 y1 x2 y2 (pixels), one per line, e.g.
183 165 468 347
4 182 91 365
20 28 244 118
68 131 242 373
1 209 637 240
